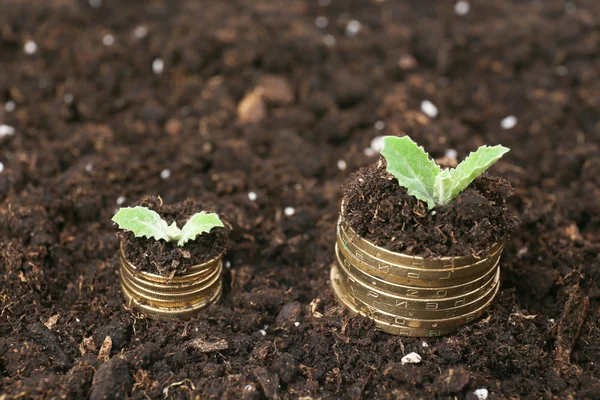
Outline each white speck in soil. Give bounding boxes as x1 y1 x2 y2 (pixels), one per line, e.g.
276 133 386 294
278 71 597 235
102 34 115 46
473 388 489 400
337 159 347 171
24 40 38 55
5 101 16 112
420 100 438 118
564 2 576 13
0 125 15 138
160 168 171 179
501 115 517 130
244 384 254 392
88 0 102 8
63 93 74 104
322 34 336 47
517 247 528 258
133 25 148 39
294 322 300 327
345 20 362 37
284 207 295 216
248 191 257 201
421 341 429 348
454 1 470 16
152 58 164 75
445 148 458 159
374 120 385 131
315 15 328 29
556 65 568 76
116 196 126 205
85 163 93 172
76 317 80 322
259 329 266 336
431 211 436 216
225 261 232 269
370 135 385 153
0 162 4 173
401 352 422 365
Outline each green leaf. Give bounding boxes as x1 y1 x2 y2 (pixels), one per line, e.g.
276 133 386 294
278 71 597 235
381 136 440 209
112 206 170 241
434 145 510 206
177 212 224 247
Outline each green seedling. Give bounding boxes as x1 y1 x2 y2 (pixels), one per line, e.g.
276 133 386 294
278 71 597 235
380 136 509 210
112 206 224 247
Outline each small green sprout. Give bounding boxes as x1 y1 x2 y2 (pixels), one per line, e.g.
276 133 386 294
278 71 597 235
380 136 509 210
112 206 224 247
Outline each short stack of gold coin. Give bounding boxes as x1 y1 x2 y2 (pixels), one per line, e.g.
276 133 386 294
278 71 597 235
119 244 223 321
331 214 504 337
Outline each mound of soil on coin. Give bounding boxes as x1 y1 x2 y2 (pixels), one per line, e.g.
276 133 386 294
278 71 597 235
343 160 519 257
1 0 599 399
120 196 228 276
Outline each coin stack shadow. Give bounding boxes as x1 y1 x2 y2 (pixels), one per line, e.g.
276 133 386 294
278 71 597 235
331 216 503 337
119 244 223 320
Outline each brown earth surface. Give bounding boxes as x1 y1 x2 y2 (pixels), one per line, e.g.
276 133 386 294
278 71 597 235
1 0 599 399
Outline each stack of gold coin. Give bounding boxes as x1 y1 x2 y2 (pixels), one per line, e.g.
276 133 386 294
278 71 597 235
119 244 223 321
331 215 504 337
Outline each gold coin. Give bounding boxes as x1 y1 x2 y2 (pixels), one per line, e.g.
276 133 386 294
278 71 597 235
336 257 499 312
336 246 499 299
120 251 221 284
336 243 500 288
337 215 503 269
331 265 498 332
120 258 220 293
121 265 222 307
121 281 222 321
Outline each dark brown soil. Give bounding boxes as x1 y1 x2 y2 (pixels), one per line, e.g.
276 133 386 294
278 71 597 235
120 196 228 276
1 0 600 399
343 160 519 257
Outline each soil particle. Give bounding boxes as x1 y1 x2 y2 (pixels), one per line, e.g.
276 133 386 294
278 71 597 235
120 196 228 275
344 160 519 257
90 357 132 400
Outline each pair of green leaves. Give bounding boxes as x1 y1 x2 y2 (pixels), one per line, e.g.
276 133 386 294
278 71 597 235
112 207 224 247
380 136 509 210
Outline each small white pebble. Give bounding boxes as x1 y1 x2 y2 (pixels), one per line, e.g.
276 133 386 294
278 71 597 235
337 159 347 171
315 16 328 29
259 329 267 336
0 125 15 138
431 211 436 216
556 65 568 76
160 168 171 179
248 191 257 201
517 247 528 258
63 93 74 104
501 115 517 130
225 261 232 269
152 58 165 75
116 196 126 205
24 40 38 55
374 120 385 131
294 322 300 327
318 0 331 6
0 162 4 173
85 163 93 172
133 25 148 39
454 1 470 16
401 352 422 365
363 147 376 157
244 384 254 391
474 388 489 400
102 34 115 46
564 2 576 13
445 149 458 159
549 318 555 323
323 34 336 47
76 317 80 322
5 101 16 112
420 100 438 118
345 20 362 37
88 0 102 8
284 207 295 216
421 341 429 348
370 135 385 153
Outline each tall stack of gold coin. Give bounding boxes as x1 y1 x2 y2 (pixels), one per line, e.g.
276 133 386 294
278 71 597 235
331 214 503 337
119 245 223 321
